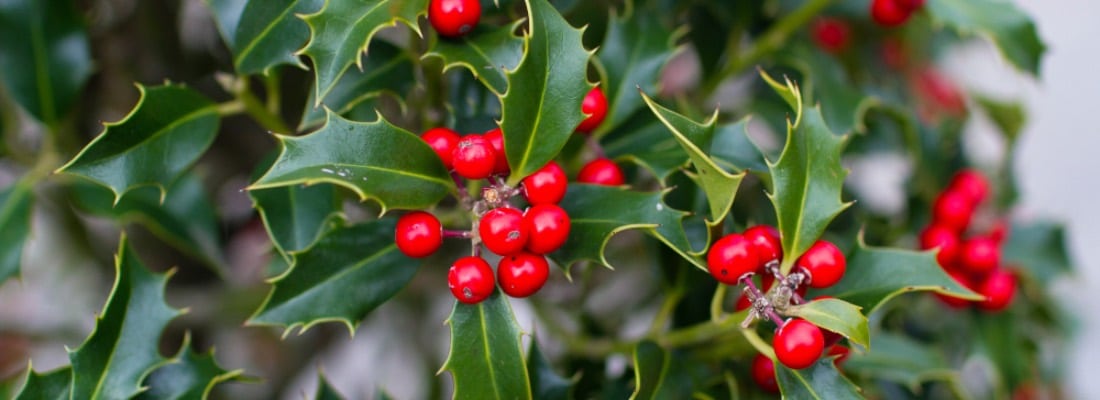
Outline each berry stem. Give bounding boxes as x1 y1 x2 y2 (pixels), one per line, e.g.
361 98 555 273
443 229 472 239
741 275 786 327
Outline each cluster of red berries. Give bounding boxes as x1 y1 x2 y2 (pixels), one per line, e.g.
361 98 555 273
870 0 925 27
919 169 1017 312
811 17 851 54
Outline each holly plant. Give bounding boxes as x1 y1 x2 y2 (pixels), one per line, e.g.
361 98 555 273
0 0 1074 399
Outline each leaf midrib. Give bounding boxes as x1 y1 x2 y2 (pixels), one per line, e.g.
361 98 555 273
259 161 453 188
68 105 217 170
478 303 505 399
233 0 299 69
264 243 397 312
513 7 553 178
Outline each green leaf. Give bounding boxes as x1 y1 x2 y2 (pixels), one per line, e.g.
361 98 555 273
68 236 184 400
203 0 248 45
711 119 769 174
501 0 594 184
594 11 677 137
249 111 455 213
786 298 869 348
137 334 245 400
642 92 745 223
603 116 688 183
315 372 346 400
442 292 532 400
0 180 33 282
0 0 91 125
231 0 323 75
249 181 342 259
1003 220 1073 286
775 358 862 399
553 184 704 271
927 0 1045 75
784 45 878 135
55 84 220 204
248 219 417 335
630 341 669 400
423 21 524 95
300 40 415 130
975 96 1025 143
299 0 425 102
527 340 572 400
843 333 954 391
14 367 70 400
815 242 983 314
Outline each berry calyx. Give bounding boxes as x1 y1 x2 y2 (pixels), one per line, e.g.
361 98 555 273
479 207 529 255
774 318 825 370
744 225 782 269
870 0 912 27
421 127 461 170
452 135 498 180
497 252 550 298
524 204 571 254
522 161 567 205
576 86 607 133
395 211 443 258
428 0 481 38
812 17 850 54
577 158 625 186
484 127 509 174
958 236 1000 276
707 233 760 285
796 240 846 289
932 189 974 233
750 354 779 393
920 224 960 268
448 256 495 304
976 268 1017 311
948 169 990 207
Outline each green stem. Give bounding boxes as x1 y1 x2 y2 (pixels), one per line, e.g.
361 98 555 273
239 85 291 134
263 71 282 116
710 284 728 323
647 270 687 336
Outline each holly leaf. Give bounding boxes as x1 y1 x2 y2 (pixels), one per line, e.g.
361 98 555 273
553 184 704 271
594 11 678 137
786 298 869 348
249 182 341 260
0 180 34 282
501 0 594 184
975 96 1025 144
814 242 983 314
300 40 415 131
784 45 879 135
776 358 862 399
248 111 455 213
315 372 346 400
441 292 532 400
642 92 745 224
137 334 246 400
927 0 1045 75
527 340 572 400
68 236 184 400
203 0 248 45
630 341 669 400
710 119 769 174
13 366 70 400
230 0 322 75
603 115 688 183
761 73 852 273
0 0 91 125
299 0 425 103
55 84 220 205
1003 220 1073 286
843 333 954 391
423 21 524 95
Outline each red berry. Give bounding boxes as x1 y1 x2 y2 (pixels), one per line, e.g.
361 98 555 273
935 270 976 309
744 225 782 268
577 158 625 186
988 219 1010 244
483 127 509 174
448 256 495 304
958 236 1000 276
920 224 960 269
707 234 760 285
774 319 825 370
948 169 990 206
524 204 570 254
796 240 846 289
976 268 1016 311
812 17 850 54
870 0 912 27
395 211 442 258
452 135 498 180
497 252 550 298
932 190 974 233
896 0 926 12
522 161 567 205
827 345 851 366
421 127 461 170
428 0 480 38
576 87 607 133
750 354 779 393
915 68 966 116
479 207 529 256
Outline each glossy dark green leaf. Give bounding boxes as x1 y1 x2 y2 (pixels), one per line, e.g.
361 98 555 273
248 219 416 334
786 298 869 348
927 0 1045 75
594 11 677 137
775 358 862 399
68 236 184 400
137 334 245 400
0 180 33 282
203 0 248 45
249 111 455 213
630 341 669 400
249 181 342 259
299 0 425 102
315 372 347 400
553 184 704 271
501 0 594 184
55 84 220 204
442 292 532 400
528 340 572 400
843 333 954 391
301 40 415 130
1003 220 1073 286
815 242 983 314
423 21 524 95
231 0 322 75
603 116 688 183
711 119 769 174
0 0 91 125
14 367 70 400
